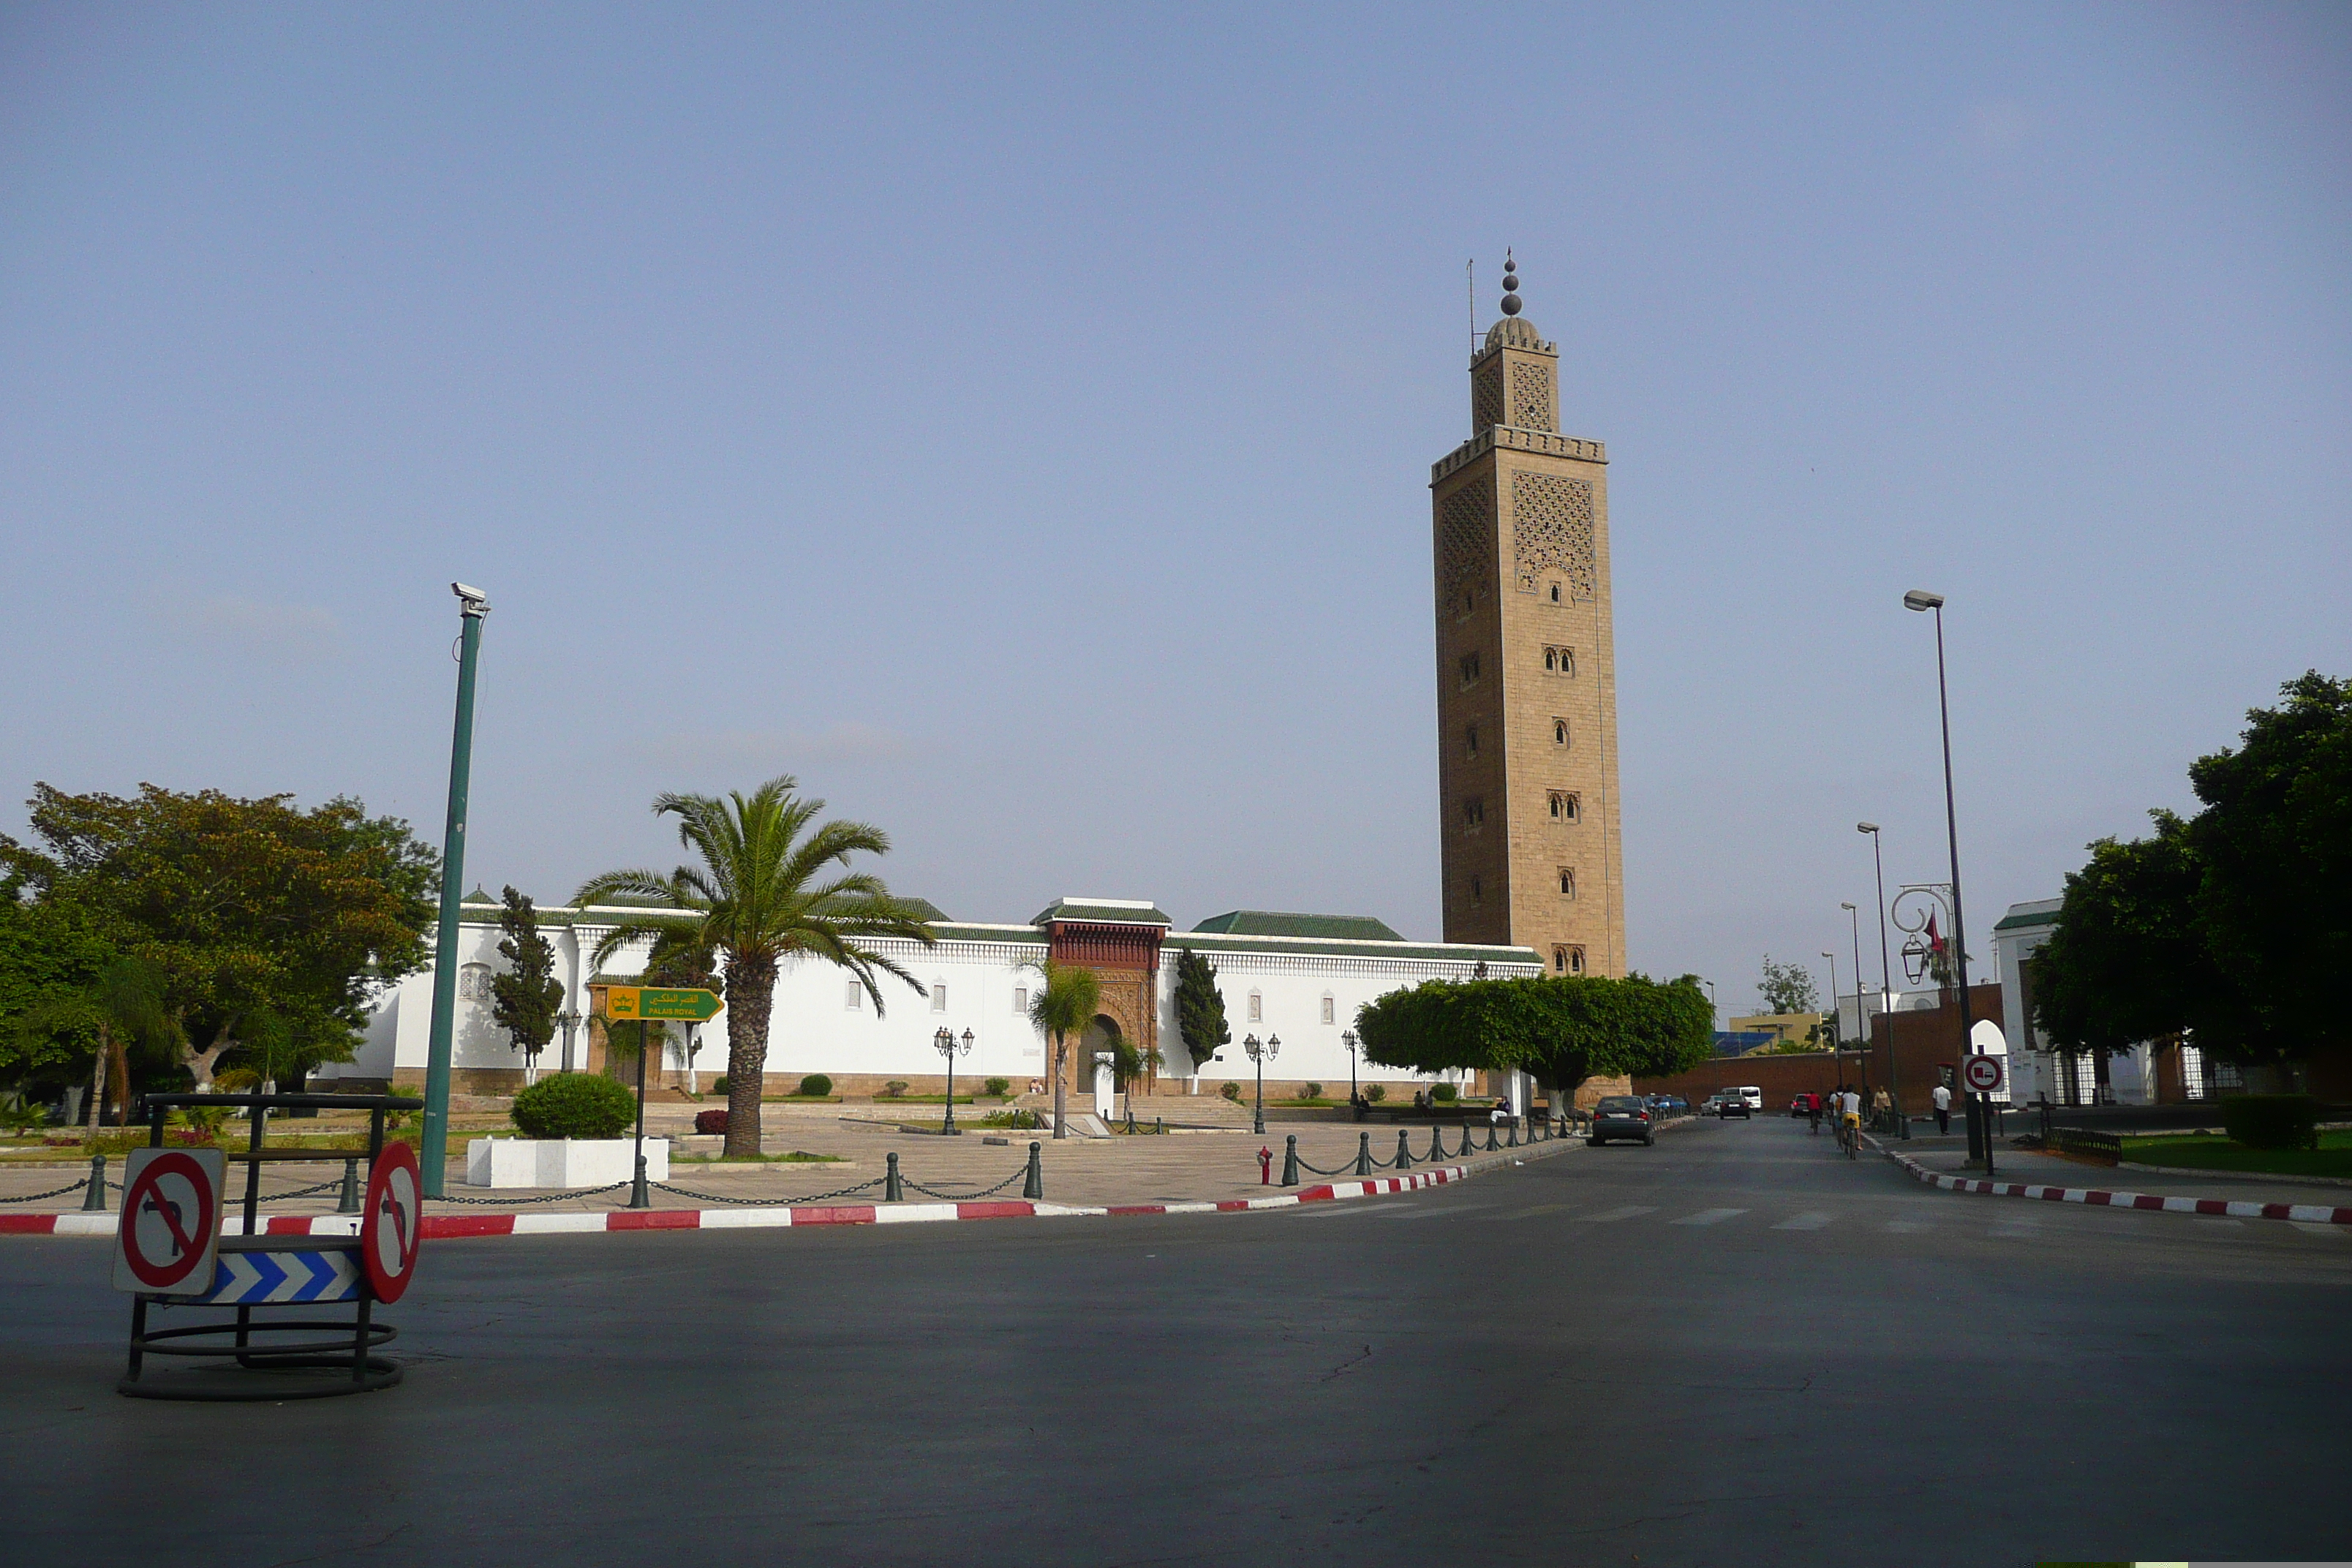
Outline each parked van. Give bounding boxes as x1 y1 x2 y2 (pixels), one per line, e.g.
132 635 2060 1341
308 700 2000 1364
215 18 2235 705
1735 1086 1763 1111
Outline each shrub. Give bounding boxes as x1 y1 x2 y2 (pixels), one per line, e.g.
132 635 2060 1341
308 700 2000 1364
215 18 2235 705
709 1075 730 1096
693 1108 728 1135
1431 1083 1458 1104
511 1074 638 1139
1365 1084 1386 1104
983 1077 1011 1098
2222 1094 2321 1151
1301 1082 1323 1101
881 1080 910 1098
797 1074 832 1098
1220 1082 1243 1102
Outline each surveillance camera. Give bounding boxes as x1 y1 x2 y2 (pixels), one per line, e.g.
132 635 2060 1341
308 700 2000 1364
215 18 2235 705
451 581 487 603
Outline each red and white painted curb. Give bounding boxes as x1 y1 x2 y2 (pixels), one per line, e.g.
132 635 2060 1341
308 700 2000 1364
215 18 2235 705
1 1164 1475 1241
1872 1139 2352 1226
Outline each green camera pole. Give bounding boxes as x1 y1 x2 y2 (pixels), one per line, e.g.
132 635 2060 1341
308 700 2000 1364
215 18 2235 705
421 584 491 1198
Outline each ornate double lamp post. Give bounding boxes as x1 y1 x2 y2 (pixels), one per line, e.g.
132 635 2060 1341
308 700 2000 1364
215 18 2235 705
1244 1033 1280 1135
1341 1029 1360 1110
933 1026 973 1136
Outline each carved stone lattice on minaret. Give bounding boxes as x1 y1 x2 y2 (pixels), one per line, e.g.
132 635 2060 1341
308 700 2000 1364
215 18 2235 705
1428 253 1628 1101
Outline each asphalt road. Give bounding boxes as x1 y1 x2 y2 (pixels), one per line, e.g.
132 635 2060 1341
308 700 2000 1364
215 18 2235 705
6 1114 2347 1566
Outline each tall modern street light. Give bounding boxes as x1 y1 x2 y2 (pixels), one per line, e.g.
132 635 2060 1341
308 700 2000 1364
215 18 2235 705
933 1026 973 1135
1840 900 1870 1106
1244 1033 1280 1134
1820 949 1839 1098
421 581 489 1199
1857 823 1906 1138
1904 587 1986 1169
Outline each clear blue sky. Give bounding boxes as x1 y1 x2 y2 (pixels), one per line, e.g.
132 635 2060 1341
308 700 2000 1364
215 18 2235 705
4 4 2345 1019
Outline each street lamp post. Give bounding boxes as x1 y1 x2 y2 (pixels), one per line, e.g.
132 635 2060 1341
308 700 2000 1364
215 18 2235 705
421 581 490 1199
1904 587 1986 1172
1341 1029 1360 1113
1839 894 1872 1109
1858 823 1907 1139
934 1026 973 1135
1820 949 1839 1096
555 1009 580 1074
1244 1033 1279 1135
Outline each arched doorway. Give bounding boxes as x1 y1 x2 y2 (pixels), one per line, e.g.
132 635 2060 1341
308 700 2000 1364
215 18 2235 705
1078 1013 1125 1118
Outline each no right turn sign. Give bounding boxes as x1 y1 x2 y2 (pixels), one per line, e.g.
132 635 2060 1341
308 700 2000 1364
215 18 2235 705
113 1147 225 1295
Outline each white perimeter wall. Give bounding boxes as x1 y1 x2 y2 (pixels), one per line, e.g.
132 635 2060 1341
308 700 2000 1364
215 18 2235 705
336 915 1538 1090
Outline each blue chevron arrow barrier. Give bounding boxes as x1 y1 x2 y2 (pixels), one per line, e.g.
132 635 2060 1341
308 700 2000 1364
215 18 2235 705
185 1244 362 1306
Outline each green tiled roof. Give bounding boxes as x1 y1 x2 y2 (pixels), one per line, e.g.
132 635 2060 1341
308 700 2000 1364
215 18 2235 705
1030 898 1173 927
1992 907 2062 932
1191 910 1405 942
1167 932 1539 965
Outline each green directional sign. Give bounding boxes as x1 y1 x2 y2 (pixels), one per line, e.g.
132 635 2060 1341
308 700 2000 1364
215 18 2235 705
603 986 722 1022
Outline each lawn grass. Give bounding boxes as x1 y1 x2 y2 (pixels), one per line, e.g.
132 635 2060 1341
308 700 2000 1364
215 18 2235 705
2121 1129 2352 1180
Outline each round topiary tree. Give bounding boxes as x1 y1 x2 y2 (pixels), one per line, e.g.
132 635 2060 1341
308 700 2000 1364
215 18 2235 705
797 1073 832 1098
510 1074 638 1139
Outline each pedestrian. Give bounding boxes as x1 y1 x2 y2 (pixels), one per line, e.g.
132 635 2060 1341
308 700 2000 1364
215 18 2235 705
1931 1081 1953 1135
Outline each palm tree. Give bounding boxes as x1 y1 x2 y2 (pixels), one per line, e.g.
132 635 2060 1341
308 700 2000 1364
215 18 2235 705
1025 958 1101 1139
576 777 935 1158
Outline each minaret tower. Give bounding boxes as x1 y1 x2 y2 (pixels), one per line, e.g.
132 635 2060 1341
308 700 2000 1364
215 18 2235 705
1430 253 1627 1009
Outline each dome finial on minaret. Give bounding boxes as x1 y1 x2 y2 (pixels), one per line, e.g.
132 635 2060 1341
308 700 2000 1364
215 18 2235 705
1500 248 1522 317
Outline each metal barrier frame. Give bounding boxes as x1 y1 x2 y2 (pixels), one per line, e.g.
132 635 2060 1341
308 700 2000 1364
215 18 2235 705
118 1091 422 1401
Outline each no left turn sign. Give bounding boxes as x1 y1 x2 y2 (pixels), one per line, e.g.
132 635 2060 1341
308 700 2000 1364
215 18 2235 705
113 1147 225 1295
362 1140 422 1303
1963 1055 2006 1095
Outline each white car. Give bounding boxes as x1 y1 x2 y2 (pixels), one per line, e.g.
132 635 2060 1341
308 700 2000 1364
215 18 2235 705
1734 1085 1764 1112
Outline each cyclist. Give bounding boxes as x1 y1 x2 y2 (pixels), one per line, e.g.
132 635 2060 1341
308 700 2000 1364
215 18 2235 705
1801 1090 1823 1136
1836 1085 1863 1156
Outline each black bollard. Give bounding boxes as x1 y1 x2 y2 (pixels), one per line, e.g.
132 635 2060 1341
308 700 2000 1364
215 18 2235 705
886 1150 903 1202
1485 1121 1500 1152
1396 1129 1413 1169
1507 1119 1519 1148
80 1152 108 1213
1023 1141 1044 1201
1355 1131 1373 1176
337 1156 363 1213
1281 1134 1300 1187
1428 1125 1446 1162
1459 1124 1477 1159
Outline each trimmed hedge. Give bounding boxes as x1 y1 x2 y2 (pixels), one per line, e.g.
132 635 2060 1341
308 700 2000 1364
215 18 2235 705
982 1077 1010 1097
1431 1083 1458 1104
2222 1094 2321 1151
709 1075 730 1096
511 1074 638 1139
694 1108 728 1135
797 1074 832 1098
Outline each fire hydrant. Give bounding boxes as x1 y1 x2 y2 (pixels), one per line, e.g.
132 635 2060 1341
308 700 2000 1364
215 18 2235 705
1258 1145 1273 1185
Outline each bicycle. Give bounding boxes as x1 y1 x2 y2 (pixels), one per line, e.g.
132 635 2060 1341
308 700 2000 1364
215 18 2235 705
1838 1113 1861 1158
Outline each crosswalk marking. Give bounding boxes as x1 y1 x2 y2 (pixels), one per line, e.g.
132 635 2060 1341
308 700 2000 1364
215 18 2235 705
1294 1201 1405 1218
1773 1212 1834 1231
1578 1205 1658 1223
2291 1223 2347 1238
1882 1219 1932 1234
1505 1203 1575 1219
1671 1208 1747 1226
1380 1201 1490 1220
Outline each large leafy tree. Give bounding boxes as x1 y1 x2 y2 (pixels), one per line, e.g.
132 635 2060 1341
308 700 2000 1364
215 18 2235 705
490 886 564 1085
1025 957 1101 1139
1357 973 1714 1105
576 777 935 1158
2035 672 2349 1069
1756 955 1820 1017
1172 945 1229 1071
1 784 437 1090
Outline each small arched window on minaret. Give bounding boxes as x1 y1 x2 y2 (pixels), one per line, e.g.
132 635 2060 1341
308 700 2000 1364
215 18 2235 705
1553 718 1570 748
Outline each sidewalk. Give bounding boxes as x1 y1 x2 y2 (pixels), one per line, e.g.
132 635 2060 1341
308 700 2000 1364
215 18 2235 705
0 1107 1577 1224
1874 1132 2352 1225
